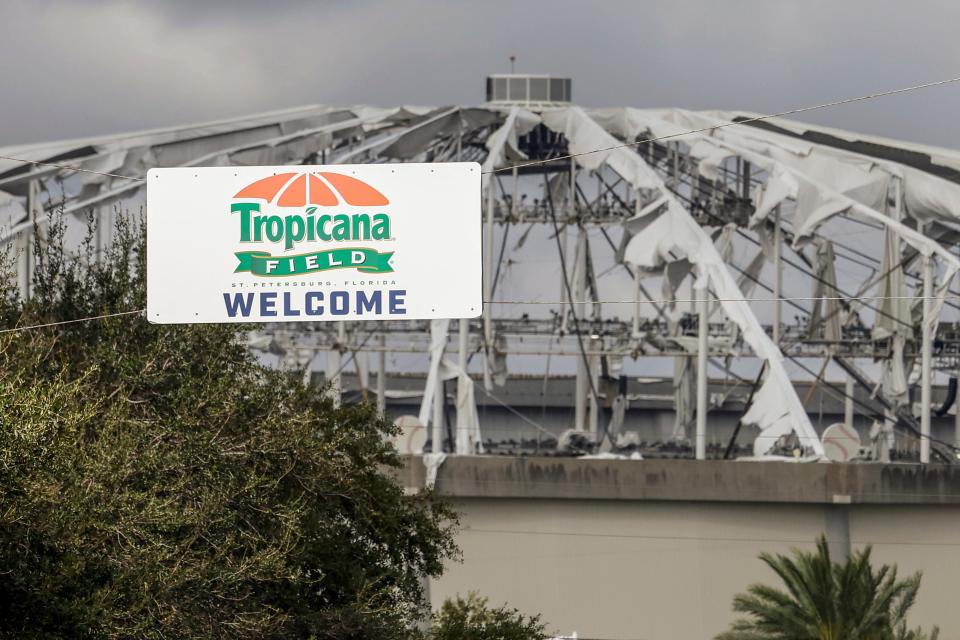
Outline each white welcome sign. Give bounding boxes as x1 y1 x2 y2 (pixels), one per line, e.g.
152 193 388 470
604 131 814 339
146 163 481 324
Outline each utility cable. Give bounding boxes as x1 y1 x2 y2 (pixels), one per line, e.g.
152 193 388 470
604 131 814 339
485 294 960 305
0 154 145 182
0 308 145 334
482 74 960 175
474 383 563 443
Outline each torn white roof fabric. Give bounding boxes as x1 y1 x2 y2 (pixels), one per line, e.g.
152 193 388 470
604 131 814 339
543 106 824 457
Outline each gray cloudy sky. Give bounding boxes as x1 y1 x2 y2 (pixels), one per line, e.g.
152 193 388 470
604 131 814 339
3 0 960 147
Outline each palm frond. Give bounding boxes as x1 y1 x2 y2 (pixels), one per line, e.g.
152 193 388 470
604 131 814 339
716 536 937 640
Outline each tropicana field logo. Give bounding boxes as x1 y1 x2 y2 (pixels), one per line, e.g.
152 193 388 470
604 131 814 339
229 171 395 277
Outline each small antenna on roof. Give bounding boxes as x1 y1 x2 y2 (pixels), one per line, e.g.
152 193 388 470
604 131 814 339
509 54 516 74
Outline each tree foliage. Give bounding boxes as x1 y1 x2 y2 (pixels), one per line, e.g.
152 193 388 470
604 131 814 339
428 593 548 640
0 209 459 639
717 535 938 640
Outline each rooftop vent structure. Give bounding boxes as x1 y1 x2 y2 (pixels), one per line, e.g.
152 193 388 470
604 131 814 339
485 74 571 109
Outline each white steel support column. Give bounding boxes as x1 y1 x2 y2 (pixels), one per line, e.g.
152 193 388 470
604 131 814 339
483 178 495 389
326 350 342 408
882 408 895 463
96 204 110 263
302 349 316 387
560 157 577 336
376 333 386 416
844 375 855 429
559 224 570 335
574 229 587 432
511 166 518 216
632 269 643 337
18 179 40 299
457 317 469 449
920 248 933 464
772 206 782 344
16 228 29 300
588 338 600 436
432 364 445 455
328 322 348 408
632 191 642 337
696 284 709 460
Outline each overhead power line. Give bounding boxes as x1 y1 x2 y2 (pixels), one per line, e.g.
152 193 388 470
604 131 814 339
487 295 959 305
483 74 960 174
0 154 145 182
0 292 950 337
0 293 955 336
0 308 145 335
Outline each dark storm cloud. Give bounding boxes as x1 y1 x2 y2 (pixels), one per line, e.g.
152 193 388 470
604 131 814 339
2 0 960 147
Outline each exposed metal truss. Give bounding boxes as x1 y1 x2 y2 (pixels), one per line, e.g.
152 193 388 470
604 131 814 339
4 76 960 463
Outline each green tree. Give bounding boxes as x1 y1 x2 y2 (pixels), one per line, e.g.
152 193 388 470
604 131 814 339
0 209 459 639
429 593 548 640
717 536 937 640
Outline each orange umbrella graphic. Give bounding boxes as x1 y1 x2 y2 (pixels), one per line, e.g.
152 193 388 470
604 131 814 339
234 172 389 207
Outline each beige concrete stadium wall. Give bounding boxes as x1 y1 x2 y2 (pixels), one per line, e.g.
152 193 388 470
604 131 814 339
429 500 957 640
397 457 960 639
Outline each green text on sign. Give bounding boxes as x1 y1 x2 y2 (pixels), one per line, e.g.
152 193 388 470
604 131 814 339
235 248 394 276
